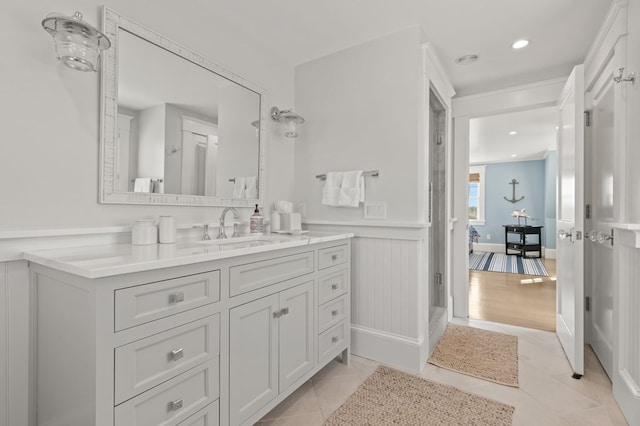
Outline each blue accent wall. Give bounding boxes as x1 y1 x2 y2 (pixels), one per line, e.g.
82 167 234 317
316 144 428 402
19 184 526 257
474 160 548 248
544 151 557 249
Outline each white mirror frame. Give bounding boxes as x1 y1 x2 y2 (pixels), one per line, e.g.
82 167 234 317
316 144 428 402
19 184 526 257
99 7 266 207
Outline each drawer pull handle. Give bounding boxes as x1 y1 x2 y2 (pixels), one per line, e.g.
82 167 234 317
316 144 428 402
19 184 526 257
168 292 184 304
168 398 183 411
331 336 339 343
331 284 338 290
170 348 184 361
332 310 339 317
331 254 338 261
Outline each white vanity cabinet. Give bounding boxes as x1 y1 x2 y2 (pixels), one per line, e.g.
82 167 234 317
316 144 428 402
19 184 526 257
26 234 351 426
229 281 314 425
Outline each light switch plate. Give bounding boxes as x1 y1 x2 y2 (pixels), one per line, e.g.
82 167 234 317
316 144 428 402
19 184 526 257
363 202 387 220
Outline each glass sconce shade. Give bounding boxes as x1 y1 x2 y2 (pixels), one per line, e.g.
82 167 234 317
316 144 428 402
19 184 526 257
42 12 111 72
270 107 305 138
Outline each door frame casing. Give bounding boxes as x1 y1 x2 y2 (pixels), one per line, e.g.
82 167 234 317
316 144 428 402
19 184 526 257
451 78 566 318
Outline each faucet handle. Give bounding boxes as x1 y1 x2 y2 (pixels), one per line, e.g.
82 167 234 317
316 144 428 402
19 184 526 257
232 222 240 238
193 224 211 240
217 217 228 239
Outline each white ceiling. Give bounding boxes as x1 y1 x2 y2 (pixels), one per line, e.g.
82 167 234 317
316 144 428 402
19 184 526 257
194 0 611 96
469 107 558 164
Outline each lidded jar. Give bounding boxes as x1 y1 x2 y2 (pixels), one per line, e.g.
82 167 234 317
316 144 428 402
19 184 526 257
132 220 158 245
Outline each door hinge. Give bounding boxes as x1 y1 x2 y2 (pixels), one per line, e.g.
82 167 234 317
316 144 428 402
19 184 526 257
435 272 443 286
585 296 591 312
585 204 591 219
585 110 591 127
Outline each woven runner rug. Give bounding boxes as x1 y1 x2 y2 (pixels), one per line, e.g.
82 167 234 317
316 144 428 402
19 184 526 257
470 251 549 276
428 324 519 387
323 365 514 425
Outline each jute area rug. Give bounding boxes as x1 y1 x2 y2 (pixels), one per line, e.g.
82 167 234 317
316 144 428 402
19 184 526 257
428 324 519 387
323 366 514 425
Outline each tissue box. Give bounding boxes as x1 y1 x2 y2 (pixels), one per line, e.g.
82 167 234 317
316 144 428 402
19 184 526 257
280 213 301 231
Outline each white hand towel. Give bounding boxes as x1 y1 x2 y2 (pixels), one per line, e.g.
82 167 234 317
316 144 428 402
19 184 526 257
245 176 258 199
322 172 342 206
133 178 152 193
338 170 363 207
232 177 247 198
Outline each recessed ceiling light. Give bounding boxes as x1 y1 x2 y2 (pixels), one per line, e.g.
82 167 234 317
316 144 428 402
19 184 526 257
512 39 529 49
511 154 518 157
455 54 479 65
509 131 517 135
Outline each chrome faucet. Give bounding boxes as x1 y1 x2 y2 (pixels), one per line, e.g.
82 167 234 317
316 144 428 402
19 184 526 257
218 207 240 239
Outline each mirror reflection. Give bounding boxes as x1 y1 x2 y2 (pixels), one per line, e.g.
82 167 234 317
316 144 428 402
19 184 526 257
115 29 261 199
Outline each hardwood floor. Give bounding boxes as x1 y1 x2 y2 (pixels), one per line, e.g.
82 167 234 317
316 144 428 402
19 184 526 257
468 256 557 332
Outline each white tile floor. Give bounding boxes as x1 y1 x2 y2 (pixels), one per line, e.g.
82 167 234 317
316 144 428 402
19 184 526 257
257 318 629 425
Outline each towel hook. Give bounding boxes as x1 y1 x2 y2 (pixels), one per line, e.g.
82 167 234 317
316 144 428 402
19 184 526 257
613 67 635 85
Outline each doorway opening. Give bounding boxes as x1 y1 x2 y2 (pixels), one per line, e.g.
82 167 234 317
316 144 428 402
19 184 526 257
466 107 558 332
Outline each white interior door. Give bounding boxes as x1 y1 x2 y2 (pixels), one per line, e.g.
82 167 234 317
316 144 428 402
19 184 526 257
556 65 585 378
585 57 615 378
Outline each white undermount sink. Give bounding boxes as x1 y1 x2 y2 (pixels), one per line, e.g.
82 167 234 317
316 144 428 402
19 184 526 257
196 235 297 250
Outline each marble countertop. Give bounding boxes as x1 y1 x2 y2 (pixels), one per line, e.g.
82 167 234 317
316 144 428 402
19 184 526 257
23 232 353 279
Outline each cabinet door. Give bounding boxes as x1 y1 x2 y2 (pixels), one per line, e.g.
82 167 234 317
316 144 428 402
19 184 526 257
278 281 314 391
229 294 279 426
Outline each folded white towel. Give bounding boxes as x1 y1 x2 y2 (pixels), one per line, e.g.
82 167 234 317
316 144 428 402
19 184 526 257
322 172 342 206
133 178 152 193
245 176 258 199
338 170 363 207
232 177 247 198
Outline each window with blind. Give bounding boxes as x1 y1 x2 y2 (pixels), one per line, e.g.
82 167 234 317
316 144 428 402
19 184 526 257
469 165 486 224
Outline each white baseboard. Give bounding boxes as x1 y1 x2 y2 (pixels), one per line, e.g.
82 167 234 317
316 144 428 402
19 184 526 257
350 325 425 373
473 242 553 259
472 242 505 253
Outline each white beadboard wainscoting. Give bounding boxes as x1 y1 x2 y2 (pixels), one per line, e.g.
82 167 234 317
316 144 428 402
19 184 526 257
304 221 433 373
612 225 640 423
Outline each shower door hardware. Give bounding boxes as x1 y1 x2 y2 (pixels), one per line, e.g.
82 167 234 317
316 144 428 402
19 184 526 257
435 272 443 286
585 204 591 219
428 182 433 223
585 111 591 127
585 296 591 312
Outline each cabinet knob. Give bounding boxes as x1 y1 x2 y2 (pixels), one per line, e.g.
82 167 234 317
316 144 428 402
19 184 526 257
331 254 338 261
331 284 338 290
331 310 339 317
331 336 339 343
168 398 183 411
170 348 184 361
281 307 289 316
168 292 184 304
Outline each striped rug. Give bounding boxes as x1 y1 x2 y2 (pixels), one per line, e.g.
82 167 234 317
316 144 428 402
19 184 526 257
470 252 549 276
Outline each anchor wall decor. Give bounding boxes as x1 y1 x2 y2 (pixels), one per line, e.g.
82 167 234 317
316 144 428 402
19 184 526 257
504 179 524 203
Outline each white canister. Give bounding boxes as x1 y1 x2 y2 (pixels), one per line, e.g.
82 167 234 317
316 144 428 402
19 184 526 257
158 216 177 244
132 220 158 245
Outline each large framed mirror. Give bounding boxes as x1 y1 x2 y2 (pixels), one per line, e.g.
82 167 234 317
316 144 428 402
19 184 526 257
100 8 265 206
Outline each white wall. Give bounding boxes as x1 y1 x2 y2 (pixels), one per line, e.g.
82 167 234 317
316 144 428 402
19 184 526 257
0 0 295 233
137 104 166 178
294 27 424 223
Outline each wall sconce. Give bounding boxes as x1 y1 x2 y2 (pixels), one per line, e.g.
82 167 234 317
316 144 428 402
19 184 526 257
42 11 111 72
270 107 305 138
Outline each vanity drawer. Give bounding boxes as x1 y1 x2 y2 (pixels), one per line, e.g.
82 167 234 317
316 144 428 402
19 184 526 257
318 321 348 366
318 294 348 333
229 251 314 296
318 268 348 305
115 314 220 404
115 271 220 331
115 357 219 426
318 245 348 270
177 400 219 426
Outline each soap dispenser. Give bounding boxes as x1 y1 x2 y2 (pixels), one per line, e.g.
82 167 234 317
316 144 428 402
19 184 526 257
250 204 263 234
